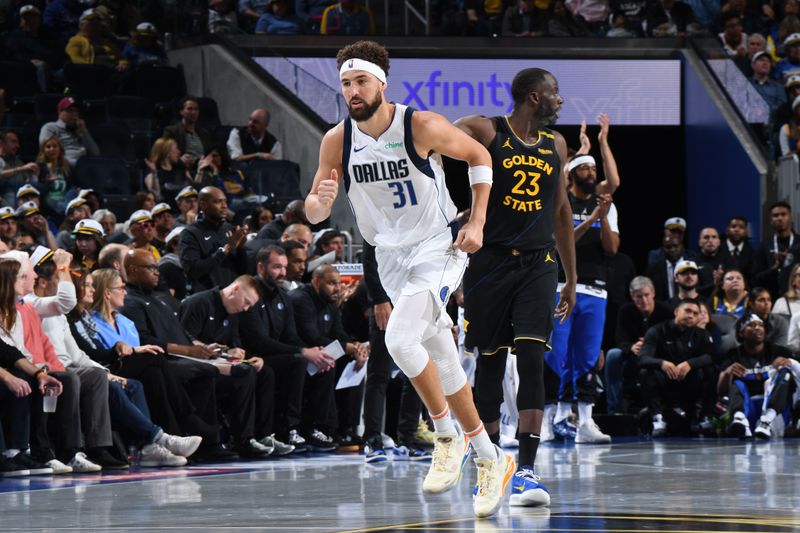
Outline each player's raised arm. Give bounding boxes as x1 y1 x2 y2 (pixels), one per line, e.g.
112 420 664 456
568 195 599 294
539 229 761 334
414 111 492 253
305 125 345 224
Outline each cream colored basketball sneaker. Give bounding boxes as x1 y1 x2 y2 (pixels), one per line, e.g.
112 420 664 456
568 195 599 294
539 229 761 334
422 431 472 494
473 445 515 518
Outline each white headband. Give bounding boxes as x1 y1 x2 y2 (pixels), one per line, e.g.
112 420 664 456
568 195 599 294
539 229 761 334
567 155 596 172
339 58 387 84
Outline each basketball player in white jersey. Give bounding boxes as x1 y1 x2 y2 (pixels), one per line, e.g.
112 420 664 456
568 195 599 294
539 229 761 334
305 41 514 518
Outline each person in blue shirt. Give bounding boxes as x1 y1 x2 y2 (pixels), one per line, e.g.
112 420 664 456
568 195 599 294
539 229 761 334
750 51 787 126
121 23 167 69
256 0 304 34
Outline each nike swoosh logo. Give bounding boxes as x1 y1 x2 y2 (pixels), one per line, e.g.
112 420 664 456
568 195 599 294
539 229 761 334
513 485 525 491
204 236 212 240
354 146 367 152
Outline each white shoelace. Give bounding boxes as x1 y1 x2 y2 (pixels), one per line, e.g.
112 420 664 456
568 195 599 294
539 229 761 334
431 438 453 472
475 459 497 497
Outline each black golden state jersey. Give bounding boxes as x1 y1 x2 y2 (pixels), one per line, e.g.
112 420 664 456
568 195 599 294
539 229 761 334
482 116 560 251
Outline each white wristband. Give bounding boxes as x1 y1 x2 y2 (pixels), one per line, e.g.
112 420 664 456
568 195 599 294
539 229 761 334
468 165 492 187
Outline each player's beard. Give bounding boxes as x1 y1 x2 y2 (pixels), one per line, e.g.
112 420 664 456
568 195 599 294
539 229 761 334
348 91 382 122
574 174 596 195
538 102 560 126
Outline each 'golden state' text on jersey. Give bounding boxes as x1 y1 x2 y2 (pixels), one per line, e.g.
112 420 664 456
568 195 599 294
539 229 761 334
482 116 560 251
342 104 457 249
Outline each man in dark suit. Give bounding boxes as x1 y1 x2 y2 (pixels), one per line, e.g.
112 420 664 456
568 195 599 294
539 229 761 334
646 235 695 302
723 215 756 284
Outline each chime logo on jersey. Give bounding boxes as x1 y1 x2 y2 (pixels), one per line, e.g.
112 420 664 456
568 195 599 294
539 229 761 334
351 158 410 183
501 154 556 213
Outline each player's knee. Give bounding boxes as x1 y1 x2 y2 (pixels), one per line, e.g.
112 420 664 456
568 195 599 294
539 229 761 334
385 323 428 378
434 355 467 396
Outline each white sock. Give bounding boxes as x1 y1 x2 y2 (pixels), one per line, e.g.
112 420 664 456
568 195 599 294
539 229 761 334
762 408 777 423
466 422 498 460
554 402 572 423
153 429 165 445
578 402 593 425
430 404 456 434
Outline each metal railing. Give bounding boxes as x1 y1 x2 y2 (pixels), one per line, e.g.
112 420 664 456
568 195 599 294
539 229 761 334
777 155 800 230
405 0 431 36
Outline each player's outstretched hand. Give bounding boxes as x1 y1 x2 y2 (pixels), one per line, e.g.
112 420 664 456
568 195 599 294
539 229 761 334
554 282 576 324
318 168 340 209
454 221 483 253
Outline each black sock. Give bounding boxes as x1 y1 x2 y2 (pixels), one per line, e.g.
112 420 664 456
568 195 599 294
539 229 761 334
488 431 500 445
518 433 540 470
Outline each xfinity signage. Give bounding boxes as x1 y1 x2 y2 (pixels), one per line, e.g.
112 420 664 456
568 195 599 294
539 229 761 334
255 57 681 126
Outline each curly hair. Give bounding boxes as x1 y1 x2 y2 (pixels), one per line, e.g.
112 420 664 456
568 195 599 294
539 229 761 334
336 41 390 76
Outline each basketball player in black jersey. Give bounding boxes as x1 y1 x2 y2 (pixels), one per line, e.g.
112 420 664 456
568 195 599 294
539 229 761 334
455 68 577 507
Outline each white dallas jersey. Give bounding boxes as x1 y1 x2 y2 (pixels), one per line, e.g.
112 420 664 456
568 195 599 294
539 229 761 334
342 104 457 248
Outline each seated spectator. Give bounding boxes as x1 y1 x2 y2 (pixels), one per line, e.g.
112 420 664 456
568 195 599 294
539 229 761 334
70 218 105 271
16 184 40 208
38 97 100 167
158 227 189 300
772 263 800 317
718 313 800 440
127 210 161 260
280 240 307 291
227 108 283 163
77 267 219 449
753 201 800 298
0 337 64 476
175 186 199 226
282 223 313 251
97 243 129 278
735 33 765 78
6 5 62 93
638 299 716 436
775 32 800 82
502 0 548 37
695 227 730 296
121 250 271 458
239 245 332 452
295 0 337 33
36 137 72 216
723 215 755 281
291 264 369 448
150 203 174 255
257 199 307 240
606 10 638 37
646 234 693 301
14 232 36 250
609 0 648 35
0 252 105 472
92 209 118 237
255 0 304 34
647 217 688 268
195 147 253 209
239 0 270 29
15 201 56 249
773 75 800 138
144 138 192 205
748 287 790 346
43 0 83 41
750 52 787 119
162 97 213 171
243 205 273 234
65 9 127 71
547 0 591 36
697 300 728 355
0 208 17 245
718 12 746 56
179 275 292 454
133 190 157 212
712 268 750 318
180 186 248 293
208 0 240 34
647 0 701 37
605 276 673 414
310 228 345 263
0 131 40 207
56 197 91 249
668 259 707 309
120 23 167 68
320 0 375 35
